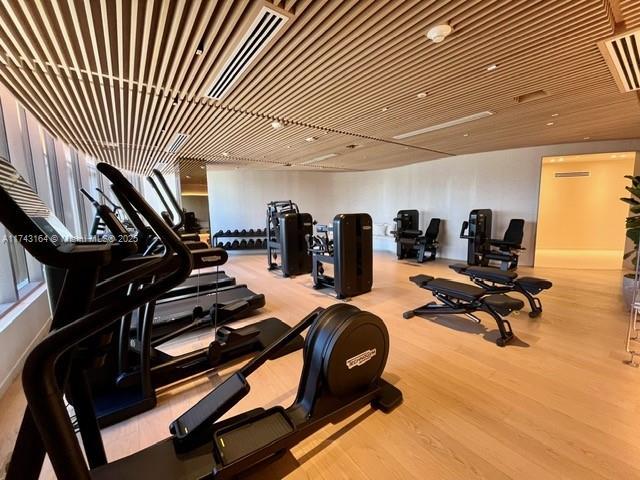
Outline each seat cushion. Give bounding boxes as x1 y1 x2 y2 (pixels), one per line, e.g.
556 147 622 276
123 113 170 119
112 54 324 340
449 263 468 274
425 278 486 302
409 274 435 287
465 266 517 283
484 294 524 314
517 277 552 293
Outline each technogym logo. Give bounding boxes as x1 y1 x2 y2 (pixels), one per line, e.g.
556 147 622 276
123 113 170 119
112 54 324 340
346 349 377 369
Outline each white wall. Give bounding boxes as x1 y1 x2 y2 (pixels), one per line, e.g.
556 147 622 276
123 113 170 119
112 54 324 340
0 286 50 396
206 169 338 232
208 139 640 266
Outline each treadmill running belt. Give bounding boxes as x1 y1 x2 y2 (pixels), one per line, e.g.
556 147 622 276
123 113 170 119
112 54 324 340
162 271 236 299
154 285 264 326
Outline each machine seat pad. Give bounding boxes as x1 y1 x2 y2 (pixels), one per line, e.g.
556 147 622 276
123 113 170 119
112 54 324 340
484 294 524 312
516 277 552 293
409 275 435 287
448 263 468 274
425 278 486 302
465 266 518 283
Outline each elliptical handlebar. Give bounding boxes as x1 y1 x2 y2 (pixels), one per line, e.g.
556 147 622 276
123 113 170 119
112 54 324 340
152 169 185 230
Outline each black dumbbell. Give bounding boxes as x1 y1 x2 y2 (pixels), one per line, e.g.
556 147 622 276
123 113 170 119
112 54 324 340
248 239 255 248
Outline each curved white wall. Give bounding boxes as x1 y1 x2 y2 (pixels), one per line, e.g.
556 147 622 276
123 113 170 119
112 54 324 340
208 139 640 266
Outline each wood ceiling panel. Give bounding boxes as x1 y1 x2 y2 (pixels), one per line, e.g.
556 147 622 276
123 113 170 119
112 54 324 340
0 0 637 175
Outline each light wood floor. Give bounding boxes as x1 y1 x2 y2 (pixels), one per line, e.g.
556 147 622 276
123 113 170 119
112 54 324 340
1 252 639 480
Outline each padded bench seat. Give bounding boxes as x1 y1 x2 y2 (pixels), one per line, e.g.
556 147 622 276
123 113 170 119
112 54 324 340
419 277 486 303
517 277 552 293
466 266 518 283
484 294 524 314
408 274 435 287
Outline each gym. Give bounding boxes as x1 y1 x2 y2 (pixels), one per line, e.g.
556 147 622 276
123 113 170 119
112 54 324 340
0 1 639 479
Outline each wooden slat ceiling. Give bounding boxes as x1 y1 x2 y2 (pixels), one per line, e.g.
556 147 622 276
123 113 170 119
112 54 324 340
0 0 639 175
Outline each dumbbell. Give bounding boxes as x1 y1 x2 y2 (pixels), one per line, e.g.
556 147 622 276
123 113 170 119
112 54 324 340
255 239 263 248
231 240 240 249
224 241 232 249
248 239 255 249
239 240 248 249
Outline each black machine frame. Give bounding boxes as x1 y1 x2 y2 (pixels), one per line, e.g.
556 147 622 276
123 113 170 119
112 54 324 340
403 275 525 347
307 213 373 299
266 200 313 276
390 209 441 263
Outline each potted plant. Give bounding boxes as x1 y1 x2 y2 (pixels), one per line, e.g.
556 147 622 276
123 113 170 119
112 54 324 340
621 175 640 308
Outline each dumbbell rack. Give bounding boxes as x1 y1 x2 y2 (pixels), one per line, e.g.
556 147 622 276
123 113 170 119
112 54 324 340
625 240 640 367
212 229 268 251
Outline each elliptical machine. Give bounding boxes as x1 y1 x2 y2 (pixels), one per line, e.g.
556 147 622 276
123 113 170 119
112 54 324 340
266 200 313 276
2 160 402 480
307 213 373 299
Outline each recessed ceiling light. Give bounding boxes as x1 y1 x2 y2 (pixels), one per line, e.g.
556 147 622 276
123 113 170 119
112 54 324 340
583 136 591 140
558 157 564 161
286 145 291 148
200 165 205 169
195 46 204 56
551 113 559 117
381 107 389 112
271 120 284 130
486 64 498 71
222 151 230 157
300 153 337 165
463 133 469 137
393 111 493 139
185 175 191 179
305 136 317 142
546 122 554 126
416 92 428 98
426 24 453 43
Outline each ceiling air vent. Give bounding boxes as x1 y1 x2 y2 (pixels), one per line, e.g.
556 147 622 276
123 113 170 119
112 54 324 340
554 171 590 178
206 6 288 99
514 90 548 104
165 133 189 154
598 28 640 92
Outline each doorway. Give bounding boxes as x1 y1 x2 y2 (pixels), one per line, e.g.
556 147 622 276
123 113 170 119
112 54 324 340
535 152 637 269
180 161 211 245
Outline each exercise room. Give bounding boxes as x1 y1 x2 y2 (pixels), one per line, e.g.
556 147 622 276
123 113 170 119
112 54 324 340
0 1 639 479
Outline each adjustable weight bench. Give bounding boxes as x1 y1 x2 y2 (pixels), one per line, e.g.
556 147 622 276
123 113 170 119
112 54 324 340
404 274 524 346
449 263 552 318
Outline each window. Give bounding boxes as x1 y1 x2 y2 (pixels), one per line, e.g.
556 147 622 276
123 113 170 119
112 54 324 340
17 105 37 190
42 130 64 219
0 98 30 299
70 149 87 237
